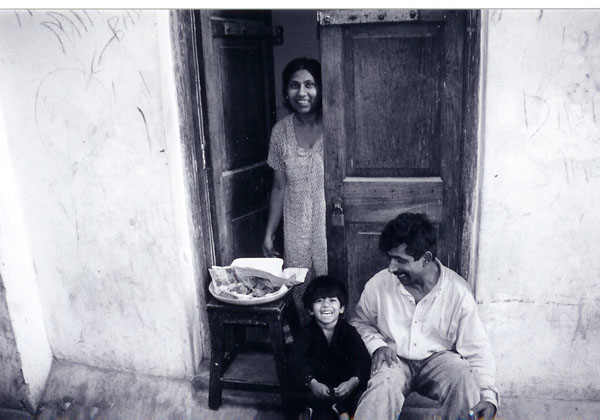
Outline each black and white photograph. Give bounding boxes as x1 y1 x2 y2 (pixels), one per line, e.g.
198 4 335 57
0 6 598 420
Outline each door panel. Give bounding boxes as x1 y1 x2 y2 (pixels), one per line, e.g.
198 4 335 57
348 24 441 176
320 10 469 313
343 177 443 224
197 11 275 266
346 222 389 307
220 43 269 169
224 163 272 258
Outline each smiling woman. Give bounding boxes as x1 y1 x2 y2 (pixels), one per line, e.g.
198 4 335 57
262 57 328 311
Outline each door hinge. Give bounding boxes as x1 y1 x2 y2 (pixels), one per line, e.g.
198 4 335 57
271 25 283 45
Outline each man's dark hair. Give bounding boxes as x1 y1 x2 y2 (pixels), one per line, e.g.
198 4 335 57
302 275 348 311
378 213 437 260
281 57 322 113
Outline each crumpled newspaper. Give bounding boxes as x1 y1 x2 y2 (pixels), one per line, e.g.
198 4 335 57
208 258 307 299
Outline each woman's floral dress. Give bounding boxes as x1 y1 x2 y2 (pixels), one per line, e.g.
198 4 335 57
267 113 328 309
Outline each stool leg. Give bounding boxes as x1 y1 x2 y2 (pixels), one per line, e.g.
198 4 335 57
284 296 302 342
268 314 295 420
208 312 224 410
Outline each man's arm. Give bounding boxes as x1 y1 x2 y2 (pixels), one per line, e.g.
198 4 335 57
455 295 500 410
349 279 389 355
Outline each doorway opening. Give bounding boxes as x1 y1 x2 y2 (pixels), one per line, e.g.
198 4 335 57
172 8 481 353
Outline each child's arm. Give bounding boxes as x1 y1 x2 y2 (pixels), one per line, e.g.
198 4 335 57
288 329 318 390
331 321 373 413
345 321 373 386
333 376 360 398
308 378 332 399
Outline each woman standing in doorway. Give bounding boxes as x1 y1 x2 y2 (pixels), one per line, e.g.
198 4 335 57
262 57 327 280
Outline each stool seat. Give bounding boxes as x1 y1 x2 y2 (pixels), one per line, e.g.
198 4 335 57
206 293 300 420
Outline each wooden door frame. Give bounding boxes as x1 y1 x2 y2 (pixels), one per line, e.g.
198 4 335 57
458 10 482 294
169 10 217 365
166 9 484 371
169 10 281 366
194 10 230 267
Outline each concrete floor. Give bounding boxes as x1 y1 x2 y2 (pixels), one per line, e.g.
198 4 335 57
35 358 285 420
34 357 443 420
31 358 600 420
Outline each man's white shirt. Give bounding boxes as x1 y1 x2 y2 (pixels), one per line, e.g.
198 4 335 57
350 259 499 407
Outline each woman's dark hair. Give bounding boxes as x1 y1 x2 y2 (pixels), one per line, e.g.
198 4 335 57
282 57 322 113
378 213 437 260
302 275 348 311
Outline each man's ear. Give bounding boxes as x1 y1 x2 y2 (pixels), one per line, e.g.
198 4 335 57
422 251 433 265
340 306 345 314
308 309 314 316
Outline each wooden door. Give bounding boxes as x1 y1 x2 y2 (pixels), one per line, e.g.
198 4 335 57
319 10 478 313
196 10 276 266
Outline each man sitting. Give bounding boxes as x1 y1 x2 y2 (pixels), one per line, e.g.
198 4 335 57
351 213 498 420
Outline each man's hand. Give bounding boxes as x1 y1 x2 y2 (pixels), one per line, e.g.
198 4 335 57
308 379 331 399
333 377 359 398
469 401 496 420
371 346 398 375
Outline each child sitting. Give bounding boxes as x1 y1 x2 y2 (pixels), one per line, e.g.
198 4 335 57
289 275 371 420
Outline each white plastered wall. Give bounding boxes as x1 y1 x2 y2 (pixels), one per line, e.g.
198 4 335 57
477 9 600 400
0 93 52 408
0 9 201 381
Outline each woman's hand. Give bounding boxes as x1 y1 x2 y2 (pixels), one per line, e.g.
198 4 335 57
261 234 280 257
333 377 359 398
308 379 331 399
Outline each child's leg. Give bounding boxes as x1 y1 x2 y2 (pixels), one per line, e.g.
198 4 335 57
309 405 337 420
307 393 338 420
298 407 311 420
337 411 350 420
335 385 363 418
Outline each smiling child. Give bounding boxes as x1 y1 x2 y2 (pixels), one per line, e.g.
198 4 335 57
288 275 370 420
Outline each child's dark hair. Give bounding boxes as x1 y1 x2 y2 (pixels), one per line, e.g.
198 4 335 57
302 275 348 311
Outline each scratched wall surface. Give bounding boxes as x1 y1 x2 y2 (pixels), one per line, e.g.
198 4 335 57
478 10 600 400
0 10 198 376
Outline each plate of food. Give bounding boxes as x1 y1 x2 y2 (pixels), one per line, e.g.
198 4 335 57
208 258 307 305
208 279 289 305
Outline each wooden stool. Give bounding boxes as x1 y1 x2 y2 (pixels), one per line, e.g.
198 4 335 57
206 292 300 420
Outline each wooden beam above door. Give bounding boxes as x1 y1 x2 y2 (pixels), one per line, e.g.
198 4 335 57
317 9 449 25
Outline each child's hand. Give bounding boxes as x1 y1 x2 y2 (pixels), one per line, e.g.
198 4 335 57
333 377 359 398
308 379 332 399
